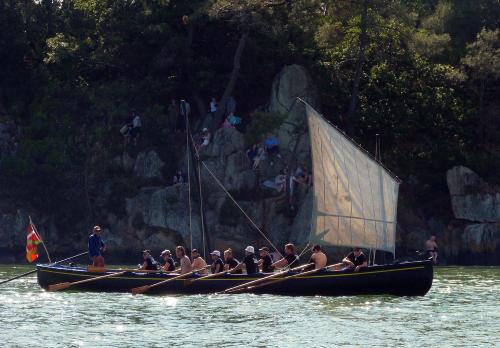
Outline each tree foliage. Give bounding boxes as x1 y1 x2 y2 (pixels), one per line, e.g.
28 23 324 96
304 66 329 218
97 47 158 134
0 0 499 221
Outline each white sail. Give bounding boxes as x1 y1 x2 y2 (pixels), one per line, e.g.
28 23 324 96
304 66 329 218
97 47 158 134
306 103 399 254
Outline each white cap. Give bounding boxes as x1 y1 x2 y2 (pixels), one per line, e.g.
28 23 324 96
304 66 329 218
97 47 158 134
210 250 221 257
203 127 208 132
245 246 255 253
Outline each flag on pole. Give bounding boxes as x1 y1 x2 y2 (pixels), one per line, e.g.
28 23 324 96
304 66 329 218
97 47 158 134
26 222 42 263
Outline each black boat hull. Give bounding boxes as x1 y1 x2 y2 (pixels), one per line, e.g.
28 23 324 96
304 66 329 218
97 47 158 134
37 260 433 296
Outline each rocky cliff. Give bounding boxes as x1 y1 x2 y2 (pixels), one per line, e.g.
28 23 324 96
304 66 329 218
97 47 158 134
0 65 498 265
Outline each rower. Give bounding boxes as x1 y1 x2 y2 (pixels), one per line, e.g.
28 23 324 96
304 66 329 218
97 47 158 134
88 225 106 267
271 243 299 269
176 246 192 274
308 245 327 270
223 249 242 274
191 249 208 275
139 250 158 270
229 246 259 275
339 247 367 272
258 247 274 273
160 249 176 272
210 250 224 274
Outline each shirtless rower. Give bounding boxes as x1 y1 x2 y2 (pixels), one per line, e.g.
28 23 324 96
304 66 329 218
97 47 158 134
308 245 327 270
425 235 438 264
176 246 192 274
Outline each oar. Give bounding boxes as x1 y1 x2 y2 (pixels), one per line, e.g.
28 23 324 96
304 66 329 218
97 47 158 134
239 265 334 293
87 266 172 273
131 265 210 295
48 270 128 292
220 263 314 294
186 267 238 285
0 251 88 286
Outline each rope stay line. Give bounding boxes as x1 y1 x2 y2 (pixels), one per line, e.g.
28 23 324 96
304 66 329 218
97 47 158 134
187 130 284 260
185 112 193 254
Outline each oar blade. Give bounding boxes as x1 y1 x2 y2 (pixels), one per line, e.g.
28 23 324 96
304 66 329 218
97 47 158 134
48 282 71 292
131 285 151 296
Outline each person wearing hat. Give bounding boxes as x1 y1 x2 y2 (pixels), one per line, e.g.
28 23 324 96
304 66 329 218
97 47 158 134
258 247 274 273
160 249 176 272
210 250 225 274
176 246 192 274
191 249 208 275
223 248 242 274
139 250 158 271
88 225 106 267
229 246 259 275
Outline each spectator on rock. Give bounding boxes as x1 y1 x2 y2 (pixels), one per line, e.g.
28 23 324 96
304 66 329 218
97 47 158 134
173 170 185 185
209 97 217 115
200 128 211 148
261 170 287 193
264 133 281 162
130 110 142 146
120 116 132 144
195 128 211 151
252 144 266 169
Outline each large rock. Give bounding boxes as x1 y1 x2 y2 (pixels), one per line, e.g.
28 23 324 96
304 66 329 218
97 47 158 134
133 151 165 180
125 184 202 249
447 166 500 222
269 64 318 159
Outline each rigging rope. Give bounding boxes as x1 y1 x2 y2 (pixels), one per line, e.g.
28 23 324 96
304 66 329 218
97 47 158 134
187 131 283 260
185 112 193 254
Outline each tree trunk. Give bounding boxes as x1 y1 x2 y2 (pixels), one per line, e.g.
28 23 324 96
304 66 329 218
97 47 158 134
347 0 369 134
214 27 250 127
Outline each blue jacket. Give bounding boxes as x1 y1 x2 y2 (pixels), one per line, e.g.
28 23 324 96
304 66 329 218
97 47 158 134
88 234 105 258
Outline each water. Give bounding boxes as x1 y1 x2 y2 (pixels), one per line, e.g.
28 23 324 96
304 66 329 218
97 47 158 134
0 265 499 348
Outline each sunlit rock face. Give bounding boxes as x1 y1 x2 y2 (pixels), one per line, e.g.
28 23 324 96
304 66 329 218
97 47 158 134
447 165 499 223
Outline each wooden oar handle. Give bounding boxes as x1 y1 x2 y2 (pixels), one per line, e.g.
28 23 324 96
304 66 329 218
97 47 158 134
221 263 314 294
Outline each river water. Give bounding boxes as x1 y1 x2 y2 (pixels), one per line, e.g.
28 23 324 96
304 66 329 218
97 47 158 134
0 265 498 348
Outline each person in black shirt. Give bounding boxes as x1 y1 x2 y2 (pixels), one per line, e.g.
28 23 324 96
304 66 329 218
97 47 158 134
271 243 300 269
223 249 242 274
229 246 259 274
258 247 274 273
160 249 176 272
139 250 158 271
210 250 224 274
342 247 367 272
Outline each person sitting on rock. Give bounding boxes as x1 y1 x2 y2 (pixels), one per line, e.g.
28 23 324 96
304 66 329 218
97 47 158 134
264 133 281 161
173 170 184 185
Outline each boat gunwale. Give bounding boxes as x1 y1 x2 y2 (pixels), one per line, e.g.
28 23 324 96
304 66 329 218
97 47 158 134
36 261 431 282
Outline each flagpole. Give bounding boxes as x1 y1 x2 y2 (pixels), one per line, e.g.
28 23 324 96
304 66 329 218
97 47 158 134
29 216 52 264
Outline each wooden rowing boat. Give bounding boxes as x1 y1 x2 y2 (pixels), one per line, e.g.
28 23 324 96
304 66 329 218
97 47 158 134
36 259 433 296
